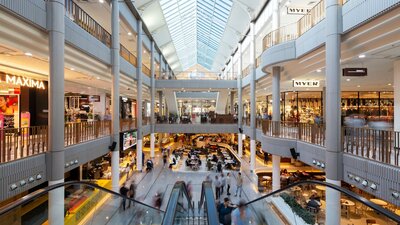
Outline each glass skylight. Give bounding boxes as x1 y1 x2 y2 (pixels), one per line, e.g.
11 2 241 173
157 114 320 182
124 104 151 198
160 0 233 71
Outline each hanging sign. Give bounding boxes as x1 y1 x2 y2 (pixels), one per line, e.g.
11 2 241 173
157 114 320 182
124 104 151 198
0 73 45 89
293 80 320 88
287 7 312 15
342 68 368 76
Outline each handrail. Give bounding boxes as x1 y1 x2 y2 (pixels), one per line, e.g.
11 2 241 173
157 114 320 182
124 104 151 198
162 181 194 225
244 180 400 223
198 181 219 225
0 180 164 216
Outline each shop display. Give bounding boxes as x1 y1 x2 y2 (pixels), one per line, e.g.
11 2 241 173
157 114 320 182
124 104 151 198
0 95 19 128
65 94 102 122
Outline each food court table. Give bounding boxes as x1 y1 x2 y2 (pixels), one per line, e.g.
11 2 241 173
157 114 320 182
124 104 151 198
370 198 388 206
341 199 355 219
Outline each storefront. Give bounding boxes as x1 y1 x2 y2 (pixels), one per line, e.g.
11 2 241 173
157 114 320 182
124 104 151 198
0 72 48 128
264 91 394 123
120 96 136 119
64 93 110 122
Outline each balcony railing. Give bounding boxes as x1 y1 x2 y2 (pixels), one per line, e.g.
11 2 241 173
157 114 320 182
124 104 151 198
257 120 399 166
65 0 142 69
120 119 137 132
262 0 326 51
242 66 251 78
142 65 151 77
64 120 111 146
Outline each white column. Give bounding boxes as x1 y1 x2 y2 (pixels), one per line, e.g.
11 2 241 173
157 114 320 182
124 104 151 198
272 67 280 122
249 22 256 172
394 60 400 132
272 155 281 191
150 41 155 158
237 43 243 158
110 0 120 193
136 20 143 171
325 1 342 224
230 56 234 80
47 0 65 224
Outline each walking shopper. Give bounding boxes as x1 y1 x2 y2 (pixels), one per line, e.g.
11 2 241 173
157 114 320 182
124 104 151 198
226 172 232 195
119 182 129 210
214 175 221 200
231 200 252 225
127 182 136 208
220 173 226 194
234 172 243 198
217 197 235 225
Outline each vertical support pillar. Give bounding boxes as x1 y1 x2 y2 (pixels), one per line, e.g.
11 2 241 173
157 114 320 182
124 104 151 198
150 41 155 158
394 60 400 132
237 43 243 158
159 91 163 117
249 22 256 172
110 0 120 194
323 86 326 124
47 0 65 224
325 1 342 225
230 91 235 115
136 20 143 171
272 66 281 123
272 155 281 191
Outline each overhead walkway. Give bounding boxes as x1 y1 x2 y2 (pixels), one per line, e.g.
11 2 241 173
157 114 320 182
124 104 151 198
0 180 218 225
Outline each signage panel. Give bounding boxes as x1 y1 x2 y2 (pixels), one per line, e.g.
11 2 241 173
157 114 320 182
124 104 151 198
343 68 368 76
293 80 320 88
287 7 312 15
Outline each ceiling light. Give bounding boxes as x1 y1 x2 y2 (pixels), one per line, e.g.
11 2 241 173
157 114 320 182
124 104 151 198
99 0 104 3
346 78 351 81
316 69 322 73
96 77 101 80
358 54 366 58
388 83 392 86
70 68 75 71
128 32 132 36
357 85 360 88
24 52 33 57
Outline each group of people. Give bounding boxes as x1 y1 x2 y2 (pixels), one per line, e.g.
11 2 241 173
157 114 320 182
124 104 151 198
119 181 136 211
206 172 243 200
217 198 252 225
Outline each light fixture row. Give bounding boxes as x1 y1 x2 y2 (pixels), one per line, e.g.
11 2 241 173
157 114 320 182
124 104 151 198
65 159 79 168
312 160 325 169
10 174 42 191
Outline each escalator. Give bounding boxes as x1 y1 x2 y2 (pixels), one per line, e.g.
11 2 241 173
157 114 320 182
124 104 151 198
0 180 217 225
162 181 218 225
244 180 400 225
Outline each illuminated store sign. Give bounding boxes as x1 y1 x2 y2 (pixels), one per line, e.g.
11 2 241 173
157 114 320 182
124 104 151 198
1 74 45 89
287 7 312 15
293 80 320 88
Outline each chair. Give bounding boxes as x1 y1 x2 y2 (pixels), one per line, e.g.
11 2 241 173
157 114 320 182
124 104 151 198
366 219 376 225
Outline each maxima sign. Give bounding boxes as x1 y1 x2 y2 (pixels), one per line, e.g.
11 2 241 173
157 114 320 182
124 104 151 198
293 80 320 88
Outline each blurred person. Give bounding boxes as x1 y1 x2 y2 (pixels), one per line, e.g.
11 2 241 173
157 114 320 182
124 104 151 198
226 172 232 196
214 175 222 200
231 200 252 225
217 197 235 225
119 182 129 210
127 182 136 208
153 191 163 209
220 173 226 194
186 181 193 201
125 163 130 181
234 172 243 198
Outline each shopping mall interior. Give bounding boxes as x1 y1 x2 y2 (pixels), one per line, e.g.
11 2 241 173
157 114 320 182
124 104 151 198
0 0 399 224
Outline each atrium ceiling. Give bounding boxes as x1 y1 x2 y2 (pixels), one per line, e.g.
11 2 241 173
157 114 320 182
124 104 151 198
134 0 267 73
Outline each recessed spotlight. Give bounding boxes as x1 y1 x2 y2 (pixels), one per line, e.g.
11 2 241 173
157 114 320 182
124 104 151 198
96 77 101 80
357 85 360 88
70 68 75 71
388 83 392 86
358 54 366 58
316 69 322 73
99 0 104 3
346 78 351 82
128 32 132 36
24 52 33 57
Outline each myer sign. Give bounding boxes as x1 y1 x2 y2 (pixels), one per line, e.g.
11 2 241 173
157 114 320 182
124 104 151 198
293 80 320 88
287 7 312 15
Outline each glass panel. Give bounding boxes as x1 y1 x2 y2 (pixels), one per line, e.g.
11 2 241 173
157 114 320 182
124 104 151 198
246 183 399 225
0 182 164 225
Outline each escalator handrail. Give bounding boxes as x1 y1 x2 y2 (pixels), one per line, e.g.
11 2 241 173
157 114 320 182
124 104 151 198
244 180 400 222
0 180 164 216
162 181 194 225
198 181 219 225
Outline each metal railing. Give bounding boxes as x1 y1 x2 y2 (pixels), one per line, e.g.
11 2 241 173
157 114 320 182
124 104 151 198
142 65 151 77
120 119 137 131
343 127 400 166
262 0 326 51
120 45 137 67
0 120 113 163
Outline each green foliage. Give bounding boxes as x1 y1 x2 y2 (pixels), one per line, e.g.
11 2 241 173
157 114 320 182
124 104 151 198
280 193 315 224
